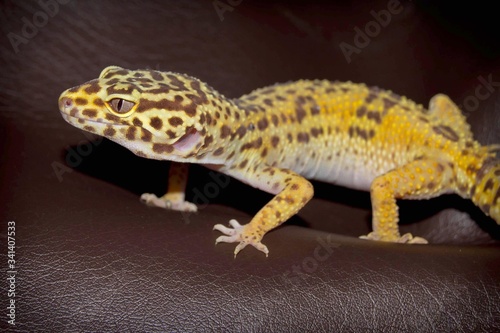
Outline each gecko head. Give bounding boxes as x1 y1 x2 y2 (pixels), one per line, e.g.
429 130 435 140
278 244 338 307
58 66 219 160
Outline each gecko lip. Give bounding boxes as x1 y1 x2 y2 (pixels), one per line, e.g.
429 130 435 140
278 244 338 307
61 113 129 128
61 113 193 150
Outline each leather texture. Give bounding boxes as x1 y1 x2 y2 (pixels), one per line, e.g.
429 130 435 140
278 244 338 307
1 1 499 332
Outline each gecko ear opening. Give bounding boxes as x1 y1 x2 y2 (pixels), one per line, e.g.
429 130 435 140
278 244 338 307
172 127 201 153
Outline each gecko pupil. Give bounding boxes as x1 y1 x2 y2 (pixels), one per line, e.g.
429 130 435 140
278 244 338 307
109 98 135 114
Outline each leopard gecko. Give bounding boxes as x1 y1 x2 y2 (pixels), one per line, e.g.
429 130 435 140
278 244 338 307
58 66 500 256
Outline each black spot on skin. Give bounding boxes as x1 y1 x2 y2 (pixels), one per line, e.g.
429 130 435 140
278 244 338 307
287 133 293 142
356 128 369 140
271 136 280 148
93 98 105 107
105 113 120 122
166 130 176 139
367 111 382 124
297 132 309 143
83 125 95 132
82 109 97 118
136 96 188 115
133 118 143 126
150 71 164 81
257 118 269 131
469 185 476 197
213 147 224 156
484 179 494 192
220 125 231 139
311 128 322 138
476 157 497 183
348 126 375 140
126 127 136 140
240 138 263 151
152 143 174 154
356 106 367 118
295 97 307 124
203 135 214 147
382 97 397 110
75 98 88 105
364 92 377 104
150 117 163 130
103 128 116 137
239 159 248 169
271 114 279 126
263 99 273 106
141 129 152 142
168 117 183 127
233 125 247 139
494 187 500 203
261 148 268 157
84 81 101 94
432 125 459 142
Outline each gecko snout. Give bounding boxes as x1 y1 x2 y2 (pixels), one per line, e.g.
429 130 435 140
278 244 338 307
58 96 73 112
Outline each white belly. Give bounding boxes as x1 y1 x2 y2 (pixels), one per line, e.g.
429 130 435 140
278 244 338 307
278 142 398 192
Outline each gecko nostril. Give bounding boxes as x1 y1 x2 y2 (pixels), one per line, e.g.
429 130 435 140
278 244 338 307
59 97 72 110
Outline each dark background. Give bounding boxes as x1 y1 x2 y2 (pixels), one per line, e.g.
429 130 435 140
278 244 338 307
1 1 499 332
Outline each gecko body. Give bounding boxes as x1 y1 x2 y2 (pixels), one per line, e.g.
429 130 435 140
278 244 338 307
59 66 500 256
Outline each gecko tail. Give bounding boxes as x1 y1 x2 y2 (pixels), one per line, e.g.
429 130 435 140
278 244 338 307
471 157 500 224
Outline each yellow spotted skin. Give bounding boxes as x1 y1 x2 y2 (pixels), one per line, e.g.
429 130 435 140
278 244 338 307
59 66 500 256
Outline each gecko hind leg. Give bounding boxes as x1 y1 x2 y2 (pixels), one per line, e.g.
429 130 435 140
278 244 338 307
360 157 454 244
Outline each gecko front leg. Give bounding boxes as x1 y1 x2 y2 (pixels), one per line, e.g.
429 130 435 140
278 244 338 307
141 162 197 212
213 165 314 257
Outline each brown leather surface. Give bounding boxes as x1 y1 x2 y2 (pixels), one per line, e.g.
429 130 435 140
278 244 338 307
1 1 499 332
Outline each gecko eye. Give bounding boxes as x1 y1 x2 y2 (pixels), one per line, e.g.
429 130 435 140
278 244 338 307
108 98 135 114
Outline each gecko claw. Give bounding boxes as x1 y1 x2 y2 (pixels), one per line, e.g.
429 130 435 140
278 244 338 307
360 232 428 244
140 193 197 212
213 219 269 257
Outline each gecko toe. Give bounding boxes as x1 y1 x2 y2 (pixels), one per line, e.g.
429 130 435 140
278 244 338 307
214 219 269 257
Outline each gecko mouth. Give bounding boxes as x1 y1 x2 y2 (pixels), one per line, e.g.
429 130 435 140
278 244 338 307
61 113 128 128
62 113 201 154
172 127 201 153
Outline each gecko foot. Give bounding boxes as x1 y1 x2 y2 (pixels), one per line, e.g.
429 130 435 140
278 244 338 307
360 232 428 244
140 193 197 212
213 219 269 258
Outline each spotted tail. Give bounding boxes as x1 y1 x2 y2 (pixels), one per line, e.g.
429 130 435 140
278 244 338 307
471 152 500 224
